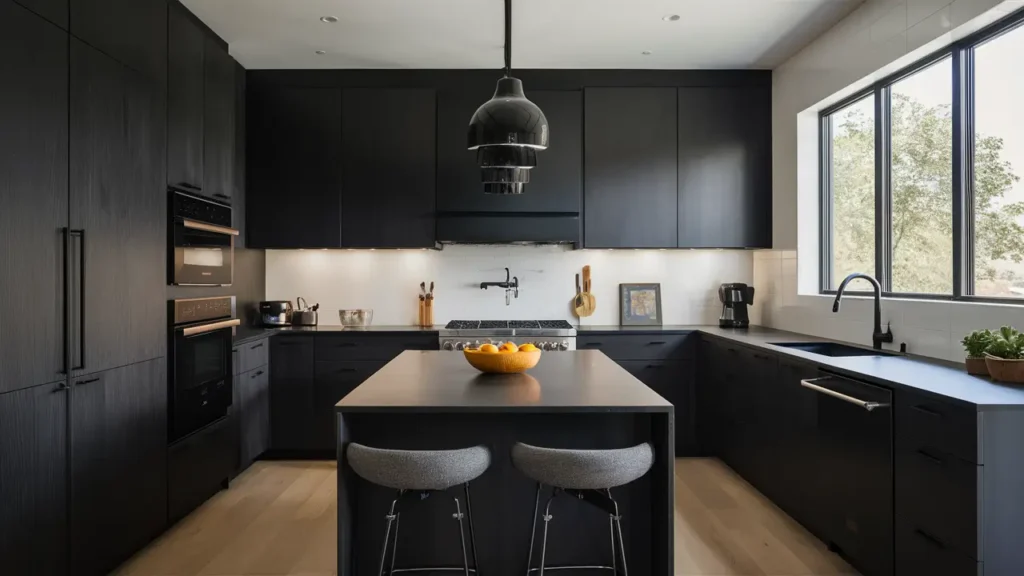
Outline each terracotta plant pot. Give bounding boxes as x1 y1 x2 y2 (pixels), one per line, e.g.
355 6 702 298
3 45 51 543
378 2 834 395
984 354 1024 384
965 357 990 377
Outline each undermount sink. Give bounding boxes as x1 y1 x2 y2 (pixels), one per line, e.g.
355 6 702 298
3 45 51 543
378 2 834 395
772 342 898 357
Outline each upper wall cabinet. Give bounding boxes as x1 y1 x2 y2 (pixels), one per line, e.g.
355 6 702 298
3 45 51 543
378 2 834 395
584 87 678 248
342 88 436 248
436 87 582 243
247 86 343 248
0 0 68 394
167 1 205 194
70 0 167 84
677 86 771 248
233 61 247 246
203 36 235 205
13 0 67 29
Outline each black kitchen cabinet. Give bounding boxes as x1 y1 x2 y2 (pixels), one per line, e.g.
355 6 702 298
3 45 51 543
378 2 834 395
70 0 166 83
247 85 343 248
771 358 824 530
70 39 166 376
204 35 235 204
167 0 205 193
270 336 317 451
0 2 68 394
168 414 236 523
71 358 167 576
312 361 386 451
677 87 771 248
434 88 582 243
233 61 247 245
240 366 270 467
342 88 436 248
584 88 677 248
0 381 68 576
13 0 66 29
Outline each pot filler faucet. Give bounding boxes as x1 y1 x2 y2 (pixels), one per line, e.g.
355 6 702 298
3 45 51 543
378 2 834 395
832 272 894 350
480 267 519 306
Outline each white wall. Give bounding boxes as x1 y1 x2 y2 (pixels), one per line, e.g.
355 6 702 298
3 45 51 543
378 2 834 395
266 246 753 326
763 0 1024 362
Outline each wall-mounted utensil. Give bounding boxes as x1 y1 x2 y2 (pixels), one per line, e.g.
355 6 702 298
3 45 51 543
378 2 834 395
574 273 583 308
577 265 596 317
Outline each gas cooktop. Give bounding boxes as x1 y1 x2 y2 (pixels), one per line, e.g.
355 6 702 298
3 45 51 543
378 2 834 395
439 320 576 351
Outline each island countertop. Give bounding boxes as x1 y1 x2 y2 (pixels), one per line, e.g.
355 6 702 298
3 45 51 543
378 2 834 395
335 350 673 413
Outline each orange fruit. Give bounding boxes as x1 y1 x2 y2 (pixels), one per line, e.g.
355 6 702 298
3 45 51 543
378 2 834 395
499 342 519 353
479 343 499 354
518 343 538 352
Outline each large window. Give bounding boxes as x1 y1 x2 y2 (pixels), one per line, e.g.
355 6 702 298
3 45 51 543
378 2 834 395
820 9 1024 301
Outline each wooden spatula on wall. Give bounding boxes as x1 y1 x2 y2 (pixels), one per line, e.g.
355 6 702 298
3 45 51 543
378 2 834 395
576 265 596 317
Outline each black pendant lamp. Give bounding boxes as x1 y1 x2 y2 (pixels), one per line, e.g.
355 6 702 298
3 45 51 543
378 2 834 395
467 0 548 194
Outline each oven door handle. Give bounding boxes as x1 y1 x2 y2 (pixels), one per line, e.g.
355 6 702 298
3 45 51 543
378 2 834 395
182 219 239 236
182 318 241 337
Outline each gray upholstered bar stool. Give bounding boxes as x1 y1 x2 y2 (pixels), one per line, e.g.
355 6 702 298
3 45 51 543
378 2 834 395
347 443 491 576
511 442 654 575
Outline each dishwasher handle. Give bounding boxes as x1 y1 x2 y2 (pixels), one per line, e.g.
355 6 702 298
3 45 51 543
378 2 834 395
801 377 891 412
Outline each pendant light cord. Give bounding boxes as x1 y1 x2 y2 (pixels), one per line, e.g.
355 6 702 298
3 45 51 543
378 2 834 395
504 0 512 76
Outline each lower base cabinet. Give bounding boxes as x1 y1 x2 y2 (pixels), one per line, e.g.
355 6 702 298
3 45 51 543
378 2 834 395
0 381 68 576
313 361 386 451
168 414 236 524
270 336 316 452
71 358 168 576
239 366 271 468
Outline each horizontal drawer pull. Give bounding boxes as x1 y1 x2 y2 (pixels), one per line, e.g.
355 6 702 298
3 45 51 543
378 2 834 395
911 404 941 417
251 370 264 379
800 378 890 412
75 377 101 386
249 342 265 350
646 341 667 346
583 342 603 347
916 449 945 466
645 364 664 369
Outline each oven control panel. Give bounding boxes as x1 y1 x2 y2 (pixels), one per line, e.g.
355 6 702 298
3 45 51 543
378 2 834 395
173 296 234 325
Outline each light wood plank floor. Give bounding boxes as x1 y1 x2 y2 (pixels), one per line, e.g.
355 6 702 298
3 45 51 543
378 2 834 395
115 458 856 576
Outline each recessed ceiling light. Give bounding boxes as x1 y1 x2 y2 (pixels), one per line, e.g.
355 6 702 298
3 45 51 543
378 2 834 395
315 50 326 55
662 14 680 22
320 16 338 23
641 51 652 56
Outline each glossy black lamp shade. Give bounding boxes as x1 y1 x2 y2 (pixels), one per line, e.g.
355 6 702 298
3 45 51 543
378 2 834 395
468 78 549 150
478 146 535 194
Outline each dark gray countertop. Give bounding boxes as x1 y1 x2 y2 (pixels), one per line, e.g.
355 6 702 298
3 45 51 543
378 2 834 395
697 326 1024 409
261 325 441 334
232 327 275 346
577 324 698 335
336 350 673 413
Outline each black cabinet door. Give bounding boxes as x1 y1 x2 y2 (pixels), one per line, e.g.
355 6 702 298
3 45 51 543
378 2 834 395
270 336 316 451
71 359 167 576
0 2 68 394
678 87 771 248
437 88 581 214
773 358 823 531
618 360 691 455
312 361 386 451
233 61 247 246
584 88 677 248
167 0 205 192
13 0 67 29
240 367 270 468
203 37 235 205
0 381 68 576
70 40 166 376
247 85 343 248
342 89 435 248
70 0 166 83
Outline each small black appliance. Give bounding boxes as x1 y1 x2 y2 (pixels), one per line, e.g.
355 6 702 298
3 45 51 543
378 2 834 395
719 283 755 328
260 300 294 327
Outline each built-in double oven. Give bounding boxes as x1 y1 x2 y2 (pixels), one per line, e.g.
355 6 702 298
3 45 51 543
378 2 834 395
168 296 239 442
170 191 238 286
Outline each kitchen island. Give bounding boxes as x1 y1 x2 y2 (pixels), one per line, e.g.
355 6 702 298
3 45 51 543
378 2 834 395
335 350 674 576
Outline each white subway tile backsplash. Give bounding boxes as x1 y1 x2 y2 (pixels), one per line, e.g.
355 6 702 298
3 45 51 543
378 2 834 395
266 246 753 326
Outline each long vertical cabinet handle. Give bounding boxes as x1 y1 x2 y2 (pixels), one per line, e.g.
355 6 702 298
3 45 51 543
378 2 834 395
71 229 86 371
61 227 70 375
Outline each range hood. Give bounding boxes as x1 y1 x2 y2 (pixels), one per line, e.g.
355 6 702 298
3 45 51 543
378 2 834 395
435 212 580 245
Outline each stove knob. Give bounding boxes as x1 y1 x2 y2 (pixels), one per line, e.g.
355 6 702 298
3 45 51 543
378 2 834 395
472 340 482 350
542 341 555 351
442 341 455 351
454 342 466 351
557 340 569 351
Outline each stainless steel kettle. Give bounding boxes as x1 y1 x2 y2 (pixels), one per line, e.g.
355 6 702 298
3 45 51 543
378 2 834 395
291 297 319 326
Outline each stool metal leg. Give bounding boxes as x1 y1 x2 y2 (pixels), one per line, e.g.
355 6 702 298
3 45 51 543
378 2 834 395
525 483 542 575
453 497 471 576
390 512 401 576
464 483 480 573
378 495 401 576
538 493 557 576
609 515 618 575
609 490 628 576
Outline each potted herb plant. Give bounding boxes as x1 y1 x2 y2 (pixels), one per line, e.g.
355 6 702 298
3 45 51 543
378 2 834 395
961 329 995 376
984 326 1024 384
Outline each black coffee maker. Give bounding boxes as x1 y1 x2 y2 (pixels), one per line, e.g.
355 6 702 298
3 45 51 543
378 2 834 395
719 283 755 328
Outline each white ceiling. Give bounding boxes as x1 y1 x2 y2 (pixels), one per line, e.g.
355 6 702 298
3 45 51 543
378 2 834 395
182 0 862 70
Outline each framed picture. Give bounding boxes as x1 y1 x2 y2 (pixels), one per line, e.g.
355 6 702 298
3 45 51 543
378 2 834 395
619 283 662 326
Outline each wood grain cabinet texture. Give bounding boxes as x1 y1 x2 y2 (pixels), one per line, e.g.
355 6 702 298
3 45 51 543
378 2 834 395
0 1 68 394
70 0 167 84
167 0 205 193
70 39 166 376
0 381 68 576
203 35 235 204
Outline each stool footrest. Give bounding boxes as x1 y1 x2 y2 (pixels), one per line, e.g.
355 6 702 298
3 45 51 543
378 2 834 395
390 568 479 574
527 566 617 572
